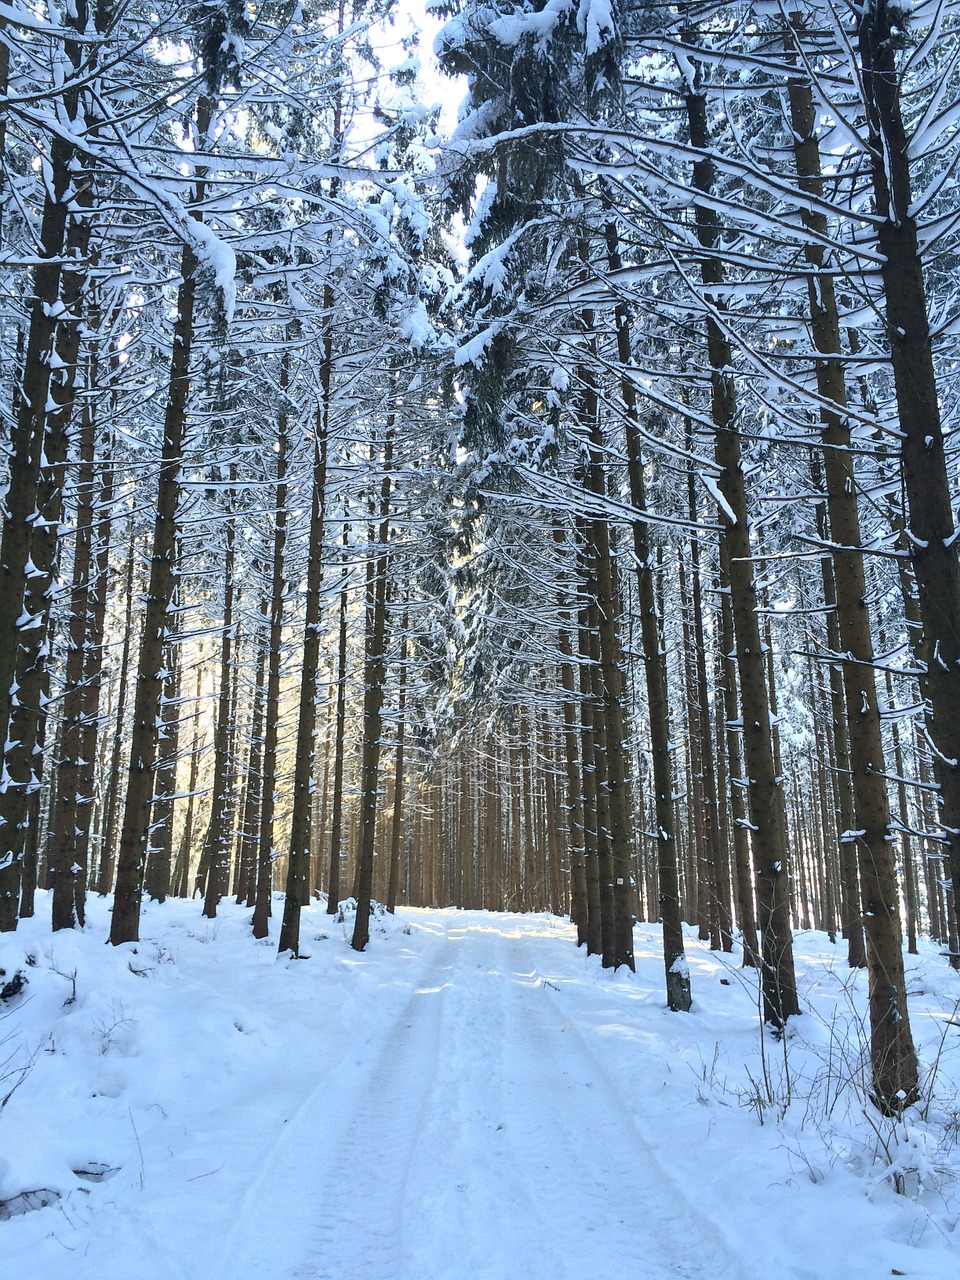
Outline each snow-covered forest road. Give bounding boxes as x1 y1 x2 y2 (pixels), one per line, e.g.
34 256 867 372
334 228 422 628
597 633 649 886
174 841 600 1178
217 919 736 1280
3 900 958 1279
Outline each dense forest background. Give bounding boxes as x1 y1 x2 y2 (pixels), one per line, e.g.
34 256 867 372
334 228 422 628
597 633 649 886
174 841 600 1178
2 0 960 1113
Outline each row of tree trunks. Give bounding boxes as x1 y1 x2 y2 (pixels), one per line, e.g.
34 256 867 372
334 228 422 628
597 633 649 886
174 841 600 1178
49 338 114 928
682 62 800 1024
783 15 918 1108
0 4 95 931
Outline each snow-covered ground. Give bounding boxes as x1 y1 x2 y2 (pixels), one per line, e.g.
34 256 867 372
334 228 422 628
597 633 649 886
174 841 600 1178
1 895 958 1279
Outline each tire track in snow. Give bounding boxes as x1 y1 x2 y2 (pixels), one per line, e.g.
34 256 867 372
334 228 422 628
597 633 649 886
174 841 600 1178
397 919 553 1280
214 936 454 1280
219 913 750 1280
489 925 745 1280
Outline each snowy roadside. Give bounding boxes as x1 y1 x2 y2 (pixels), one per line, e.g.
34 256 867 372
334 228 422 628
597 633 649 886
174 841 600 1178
1 895 958 1279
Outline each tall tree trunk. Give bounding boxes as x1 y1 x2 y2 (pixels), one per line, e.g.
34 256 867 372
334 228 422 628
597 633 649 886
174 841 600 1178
577 607 603 954
50 337 106 929
386 616 408 915
0 12 83 776
686 465 732 952
784 23 918 1106
279 317 332 955
811 455 866 969
145 638 182 905
325 526 350 916
239 615 267 910
519 704 536 913
253 367 289 937
858 1 960 955
201 501 238 917
715 586 759 963
583 447 635 971
683 69 799 1023
603 219 690 1003
74 411 114 901
110 95 211 946
97 519 136 895
541 714 564 915
558 615 589 940
678 548 710 943
1 124 91 928
173 660 205 900
887 667 919 956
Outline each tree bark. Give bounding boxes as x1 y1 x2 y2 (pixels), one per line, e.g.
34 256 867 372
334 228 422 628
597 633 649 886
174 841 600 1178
200 499 238 917
352 423 394 951
603 219 690 1002
97 519 136 895
576 605 603 955
684 71 799 1022
784 19 917 1105
386 615 408 914
110 94 211 945
145 637 182 906
325 524 351 916
279 321 332 954
858 1 960 956
252 367 289 936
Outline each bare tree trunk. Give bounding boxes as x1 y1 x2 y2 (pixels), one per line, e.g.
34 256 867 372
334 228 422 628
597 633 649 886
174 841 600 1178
518 704 536 913
509 733 523 912
1 158 90 928
678 547 710 946
50 338 107 929
784 23 918 1105
253 376 289 936
201 501 238 917
239 613 267 909
325 525 350 916
687 483 732 953
582 466 635 971
858 1 960 954
145 638 182 905
558 616 588 939
886 667 918 956
0 24 81 781
602 222 691 998
811 455 866 969
97 520 136 895
541 713 564 915
279 328 332 954
352 421 394 951
75 407 114 897
684 71 798 1022
110 95 210 945
576 602 603 954
386 618 408 914
173 660 205 900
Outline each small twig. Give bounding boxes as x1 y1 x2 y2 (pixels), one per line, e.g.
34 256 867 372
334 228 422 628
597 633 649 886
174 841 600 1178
128 1107 145 1191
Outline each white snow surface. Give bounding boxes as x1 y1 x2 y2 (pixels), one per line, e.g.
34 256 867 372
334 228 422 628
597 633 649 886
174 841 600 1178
2 895 959 1279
